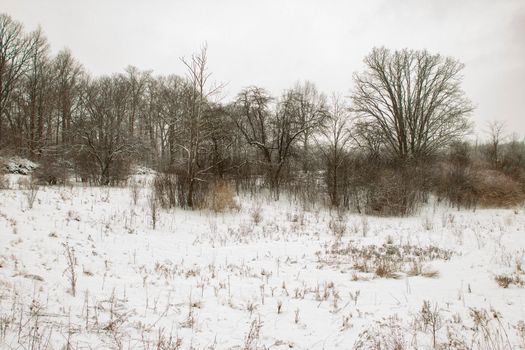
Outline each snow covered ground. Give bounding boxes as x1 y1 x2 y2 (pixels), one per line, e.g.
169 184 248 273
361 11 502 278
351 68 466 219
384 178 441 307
1 175 524 349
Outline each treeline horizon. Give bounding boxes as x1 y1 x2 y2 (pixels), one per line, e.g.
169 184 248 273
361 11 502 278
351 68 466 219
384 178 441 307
1 13 524 215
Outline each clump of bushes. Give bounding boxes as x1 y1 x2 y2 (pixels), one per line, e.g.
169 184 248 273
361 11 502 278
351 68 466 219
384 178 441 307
475 169 525 207
436 165 525 210
153 173 178 208
73 150 132 185
346 158 431 216
365 165 426 216
154 172 239 212
153 171 209 209
435 142 525 209
205 180 239 213
33 158 71 185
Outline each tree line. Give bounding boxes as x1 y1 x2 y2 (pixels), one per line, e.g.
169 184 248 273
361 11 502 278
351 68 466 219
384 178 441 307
1 13 524 214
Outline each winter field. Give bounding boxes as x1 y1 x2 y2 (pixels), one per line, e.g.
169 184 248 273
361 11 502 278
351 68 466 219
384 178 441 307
1 175 525 350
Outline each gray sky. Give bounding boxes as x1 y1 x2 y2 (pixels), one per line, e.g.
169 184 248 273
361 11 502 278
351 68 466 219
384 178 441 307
3 0 525 136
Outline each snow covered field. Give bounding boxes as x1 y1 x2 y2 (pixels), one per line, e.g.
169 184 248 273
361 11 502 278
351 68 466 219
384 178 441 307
1 176 525 349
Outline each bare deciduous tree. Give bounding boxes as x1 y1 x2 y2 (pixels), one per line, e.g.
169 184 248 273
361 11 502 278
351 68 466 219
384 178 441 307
76 75 139 185
52 48 84 146
232 85 326 198
352 47 473 160
486 120 506 168
286 81 328 172
0 14 38 146
155 74 187 167
178 44 224 207
318 94 352 207
22 27 52 157
124 66 151 137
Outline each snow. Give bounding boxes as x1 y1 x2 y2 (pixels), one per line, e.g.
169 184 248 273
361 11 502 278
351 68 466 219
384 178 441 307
1 156 38 175
0 176 524 349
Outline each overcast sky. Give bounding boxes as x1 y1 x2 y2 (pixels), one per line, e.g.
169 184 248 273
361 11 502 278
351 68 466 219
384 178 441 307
3 0 525 136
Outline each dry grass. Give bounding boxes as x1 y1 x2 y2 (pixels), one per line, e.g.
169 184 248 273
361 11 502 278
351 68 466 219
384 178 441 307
476 169 525 208
321 242 452 279
354 315 407 350
495 273 524 288
250 203 263 224
205 180 239 213
438 164 525 209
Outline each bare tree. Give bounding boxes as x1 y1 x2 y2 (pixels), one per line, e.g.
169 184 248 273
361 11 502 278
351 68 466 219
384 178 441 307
76 75 138 185
177 44 224 207
22 27 52 157
352 47 473 160
287 81 328 172
124 66 151 137
155 74 187 167
232 85 325 198
232 87 280 193
52 48 84 146
318 94 352 207
486 120 506 168
0 13 38 147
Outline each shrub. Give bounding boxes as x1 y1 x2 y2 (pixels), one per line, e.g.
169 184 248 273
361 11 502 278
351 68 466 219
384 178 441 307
495 274 513 288
435 163 479 209
434 142 479 209
73 150 98 183
106 157 132 186
73 150 131 185
494 273 524 288
437 166 525 209
354 315 407 350
0 160 8 189
322 242 452 279
24 175 39 209
153 171 211 209
475 169 525 208
153 173 178 209
368 161 430 216
500 139 525 185
345 155 433 216
328 210 348 237
33 158 70 185
250 203 263 224
435 142 525 209
205 180 239 213
129 179 141 205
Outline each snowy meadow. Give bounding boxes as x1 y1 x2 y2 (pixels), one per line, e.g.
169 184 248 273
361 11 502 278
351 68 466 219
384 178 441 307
0 175 524 349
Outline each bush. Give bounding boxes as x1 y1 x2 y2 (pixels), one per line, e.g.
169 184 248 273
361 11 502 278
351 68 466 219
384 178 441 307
435 141 525 209
205 181 239 213
154 172 237 211
349 159 430 217
153 173 178 209
106 157 132 186
365 165 425 216
354 315 407 349
500 139 525 185
0 160 8 189
33 158 70 185
436 166 525 209
476 169 525 208
73 150 131 185
435 163 479 209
